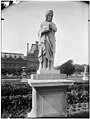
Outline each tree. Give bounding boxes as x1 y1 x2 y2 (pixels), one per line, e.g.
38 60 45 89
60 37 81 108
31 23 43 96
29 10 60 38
60 60 75 78
1 69 8 75
74 64 84 74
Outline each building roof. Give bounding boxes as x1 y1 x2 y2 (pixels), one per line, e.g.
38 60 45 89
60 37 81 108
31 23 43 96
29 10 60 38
30 44 36 54
29 41 39 54
1 52 26 59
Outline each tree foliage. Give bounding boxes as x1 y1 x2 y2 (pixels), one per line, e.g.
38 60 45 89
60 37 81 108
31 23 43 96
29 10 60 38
1 82 32 118
60 60 75 77
74 64 84 74
67 82 89 105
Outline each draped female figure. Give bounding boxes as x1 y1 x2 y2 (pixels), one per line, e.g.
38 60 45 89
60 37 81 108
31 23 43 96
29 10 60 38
38 10 57 70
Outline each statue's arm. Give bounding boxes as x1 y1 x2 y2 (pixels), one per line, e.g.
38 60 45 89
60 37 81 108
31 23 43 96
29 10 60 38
38 22 50 37
50 22 57 32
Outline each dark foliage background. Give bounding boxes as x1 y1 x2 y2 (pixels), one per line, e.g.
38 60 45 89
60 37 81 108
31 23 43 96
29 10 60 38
67 82 89 105
1 82 32 118
1 81 89 118
67 81 89 118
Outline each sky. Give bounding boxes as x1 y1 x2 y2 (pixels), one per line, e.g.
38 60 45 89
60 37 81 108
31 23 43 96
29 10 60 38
2 1 88 66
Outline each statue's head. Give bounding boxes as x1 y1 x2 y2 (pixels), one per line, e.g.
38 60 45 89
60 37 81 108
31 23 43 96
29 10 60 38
45 10 53 22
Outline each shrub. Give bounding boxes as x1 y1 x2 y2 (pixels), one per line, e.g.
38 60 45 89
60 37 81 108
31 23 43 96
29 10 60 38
1 82 32 96
1 82 32 118
67 82 89 105
1 95 32 118
67 111 89 118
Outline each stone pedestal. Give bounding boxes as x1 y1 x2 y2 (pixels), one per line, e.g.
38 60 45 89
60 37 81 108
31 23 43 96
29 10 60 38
21 67 27 82
27 70 73 117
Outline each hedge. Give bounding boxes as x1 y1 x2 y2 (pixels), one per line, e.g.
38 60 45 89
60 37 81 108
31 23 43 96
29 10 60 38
1 81 89 118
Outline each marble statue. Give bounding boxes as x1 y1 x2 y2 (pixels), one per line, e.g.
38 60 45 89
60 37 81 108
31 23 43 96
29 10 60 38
84 66 87 73
38 10 57 70
82 66 88 80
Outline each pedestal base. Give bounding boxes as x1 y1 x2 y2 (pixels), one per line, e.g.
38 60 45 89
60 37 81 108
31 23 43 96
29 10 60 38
37 69 60 74
27 70 73 117
28 85 67 117
32 69 66 80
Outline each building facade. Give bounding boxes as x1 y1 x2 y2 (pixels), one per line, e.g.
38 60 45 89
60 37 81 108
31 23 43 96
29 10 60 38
1 52 27 69
1 41 39 76
27 41 39 73
1 52 27 76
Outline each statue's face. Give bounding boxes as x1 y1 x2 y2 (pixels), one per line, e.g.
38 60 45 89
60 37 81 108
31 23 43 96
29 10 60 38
47 14 52 22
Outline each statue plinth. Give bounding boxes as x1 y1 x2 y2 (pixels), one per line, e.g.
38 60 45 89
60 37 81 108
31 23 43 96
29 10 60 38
37 69 60 74
27 69 73 117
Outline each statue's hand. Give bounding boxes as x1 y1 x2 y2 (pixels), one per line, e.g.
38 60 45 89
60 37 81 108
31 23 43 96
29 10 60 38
44 39 46 44
49 22 57 32
41 22 50 31
49 22 53 29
